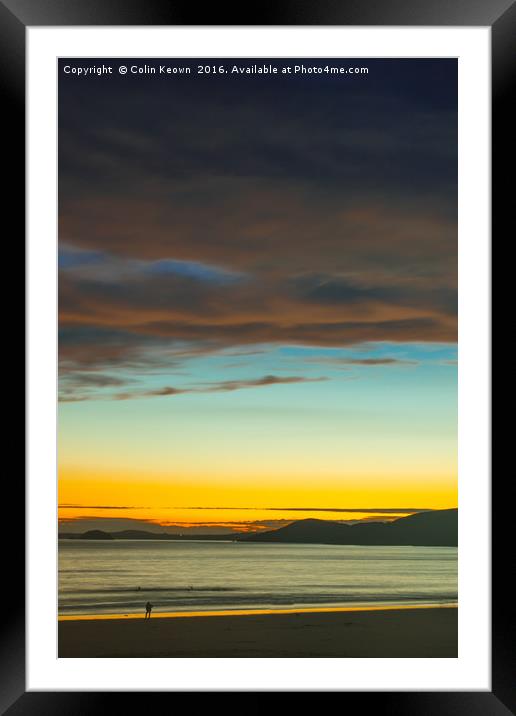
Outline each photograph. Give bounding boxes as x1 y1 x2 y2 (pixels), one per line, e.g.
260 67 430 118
57 56 459 659
4 0 502 705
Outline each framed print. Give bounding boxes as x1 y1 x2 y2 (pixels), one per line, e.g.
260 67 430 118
6 0 507 710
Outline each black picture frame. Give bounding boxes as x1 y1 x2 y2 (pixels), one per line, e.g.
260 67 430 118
6 0 506 710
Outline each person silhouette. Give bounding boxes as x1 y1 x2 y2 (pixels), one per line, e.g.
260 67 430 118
145 601 153 619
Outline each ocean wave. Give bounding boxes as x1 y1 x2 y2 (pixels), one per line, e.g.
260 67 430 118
58 591 458 615
59 585 241 595
58 542 457 617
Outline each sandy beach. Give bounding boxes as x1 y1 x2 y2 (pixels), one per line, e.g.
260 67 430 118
58 605 457 658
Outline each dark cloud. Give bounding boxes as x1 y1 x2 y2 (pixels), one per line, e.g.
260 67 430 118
60 504 429 514
58 58 457 395
59 259 456 338
181 506 429 514
141 386 186 397
69 373 128 387
59 504 141 509
192 375 327 392
60 374 328 402
58 367 137 401
59 59 456 205
305 357 417 367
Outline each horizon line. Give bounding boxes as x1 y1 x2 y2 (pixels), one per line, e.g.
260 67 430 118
58 505 441 513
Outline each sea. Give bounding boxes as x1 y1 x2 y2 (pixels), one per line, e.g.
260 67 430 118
58 540 458 617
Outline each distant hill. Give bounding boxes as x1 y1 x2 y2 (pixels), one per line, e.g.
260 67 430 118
57 510 457 546
238 509 458 547
107 530 170 540
59 530 242 541
107 530 243 540
78 530 114 540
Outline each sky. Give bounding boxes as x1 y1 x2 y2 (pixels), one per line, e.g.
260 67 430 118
58 58 457 534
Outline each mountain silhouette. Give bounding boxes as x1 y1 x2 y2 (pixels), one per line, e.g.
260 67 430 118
238 509 457 547
78 529 114 540
59 530 247 541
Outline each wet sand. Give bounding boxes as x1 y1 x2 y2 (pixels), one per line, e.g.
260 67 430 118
58 605 457 658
